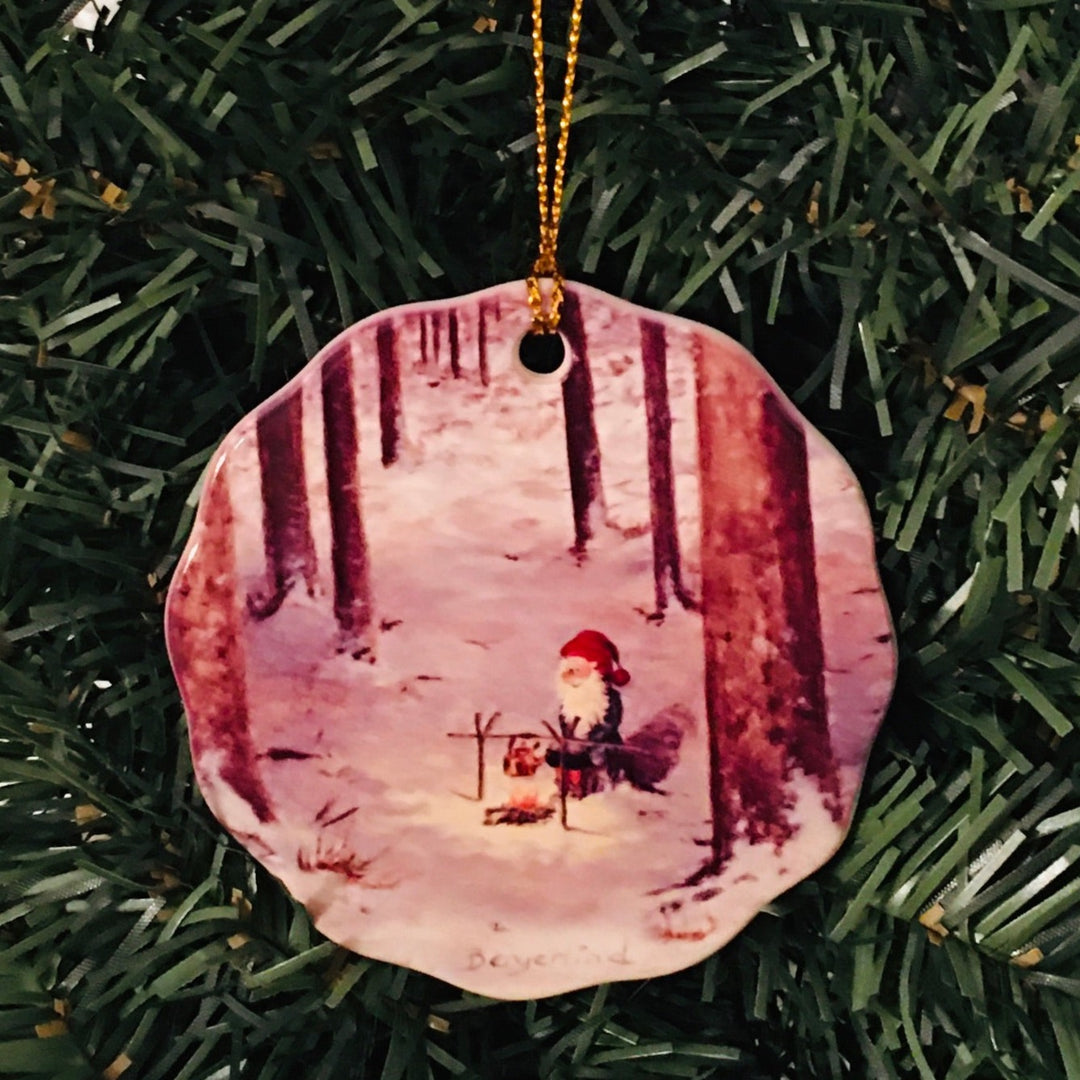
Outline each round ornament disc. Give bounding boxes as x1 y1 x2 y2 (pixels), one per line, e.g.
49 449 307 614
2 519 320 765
166 281 896 999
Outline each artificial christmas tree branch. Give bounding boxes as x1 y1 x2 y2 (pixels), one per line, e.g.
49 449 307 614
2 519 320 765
2 0 1079 1076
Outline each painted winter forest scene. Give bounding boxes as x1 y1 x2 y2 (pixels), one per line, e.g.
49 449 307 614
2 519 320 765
166 281 896 999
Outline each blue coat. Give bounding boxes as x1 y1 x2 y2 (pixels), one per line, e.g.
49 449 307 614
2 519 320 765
546 688 624 770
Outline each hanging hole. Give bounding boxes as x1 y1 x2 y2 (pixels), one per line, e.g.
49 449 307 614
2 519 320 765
516 330 569 378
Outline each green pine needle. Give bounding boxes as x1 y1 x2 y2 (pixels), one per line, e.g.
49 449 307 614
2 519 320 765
2 1 1080 1077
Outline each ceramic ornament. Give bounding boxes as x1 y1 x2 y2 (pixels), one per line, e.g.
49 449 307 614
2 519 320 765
166 281 896 999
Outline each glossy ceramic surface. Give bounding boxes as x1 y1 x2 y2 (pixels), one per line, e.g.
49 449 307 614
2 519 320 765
166 282 895 998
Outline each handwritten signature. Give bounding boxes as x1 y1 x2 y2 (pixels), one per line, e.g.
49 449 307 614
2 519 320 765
467 943 633 975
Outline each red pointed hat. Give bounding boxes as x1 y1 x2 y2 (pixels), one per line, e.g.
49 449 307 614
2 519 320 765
560 630 630 687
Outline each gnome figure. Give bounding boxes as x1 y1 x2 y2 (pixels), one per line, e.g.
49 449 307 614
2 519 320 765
545 630 630 798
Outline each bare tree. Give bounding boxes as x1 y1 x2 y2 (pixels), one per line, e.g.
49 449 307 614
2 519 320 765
173 469 274 822
692 334 834 879
322 343 375 659
377 320 401 466
449 310 461 379
760 393 839 809
560 289 604 551
477 300 490 387
431 311 442 367
641 318 698 615
250 392 317 619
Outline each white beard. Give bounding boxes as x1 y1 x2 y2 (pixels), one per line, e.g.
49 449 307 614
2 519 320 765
558 670 609 727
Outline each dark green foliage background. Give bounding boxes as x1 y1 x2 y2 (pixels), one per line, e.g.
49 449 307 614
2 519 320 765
2 0 1080 1076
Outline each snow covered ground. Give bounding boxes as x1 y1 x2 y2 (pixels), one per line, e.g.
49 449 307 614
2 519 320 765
181 281 892 998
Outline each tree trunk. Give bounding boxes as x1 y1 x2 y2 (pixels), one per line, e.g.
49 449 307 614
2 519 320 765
560 289 604 552
431 311 442 367
322 342 375 660
641 318 698 615
693 333 809 876
474 714 486 802
170 469 274 823
250 391 317 619
760 393 839 810
477 301 490 387
377 320 401 466
449 310 461 379
419 313 428 367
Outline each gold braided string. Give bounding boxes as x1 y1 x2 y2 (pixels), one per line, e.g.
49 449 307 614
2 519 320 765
526 0 585 334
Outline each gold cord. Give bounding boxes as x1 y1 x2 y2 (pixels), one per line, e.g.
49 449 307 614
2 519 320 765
526 0 585 334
